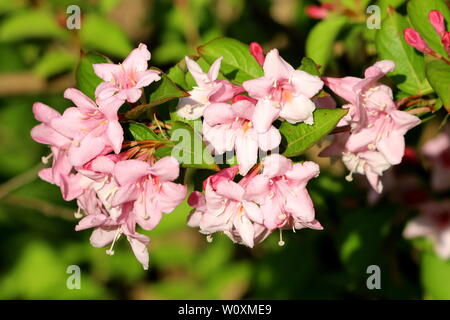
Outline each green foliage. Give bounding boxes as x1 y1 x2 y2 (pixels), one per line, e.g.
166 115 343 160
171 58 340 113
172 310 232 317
127 122 162 141
75 52 110 99
80 14 132 58
280 108 348 157
425 59 450 112
375 8 432 95
198 37 264 84
421 251 450 299
306 16 347 72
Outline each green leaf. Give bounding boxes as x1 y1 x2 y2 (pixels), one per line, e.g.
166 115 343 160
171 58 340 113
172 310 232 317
297 57 321 76
80 14 132 58
33 48 76 78
75 52 110 100
160 120 219 171
421 250 450 299
125 72 189 120
280 108 348 157
407 0 450 58
0 10 67 42
127 122 161 141
305 16 347 72
197 37 263 84
375 8 432 95
425 59 450 112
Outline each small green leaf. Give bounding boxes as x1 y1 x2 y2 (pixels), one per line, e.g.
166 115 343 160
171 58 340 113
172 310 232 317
280 108 348 157
297 57 321 76
375 8 432 95
407 0 450 58
75 52 110 100
0 10 67 42
306 16 347 72
425 59 450 112
33 48 76 78
161 120 219 171
80 14 132 58
421 250 450 299
127 122 161 141
125 72 189 120
197 37 263 84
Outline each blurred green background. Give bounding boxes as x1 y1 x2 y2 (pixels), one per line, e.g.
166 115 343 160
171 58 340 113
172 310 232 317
0 0 446 299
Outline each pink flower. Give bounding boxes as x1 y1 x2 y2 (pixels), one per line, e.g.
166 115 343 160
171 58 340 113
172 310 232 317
403 28 432 54
422 129 450 191
187 167 266 247
112 156 187 231
93 43 161 105
202 100 281 175
323 60 396 131
74 155 151 269
404 201 450 259
176 56 243 120
243 49 324 132
443 32 450 55
52 88 124 166
322 60 420 192
245 154 322 234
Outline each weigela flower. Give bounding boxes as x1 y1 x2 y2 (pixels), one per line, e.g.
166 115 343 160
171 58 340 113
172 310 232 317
202 99 281 175
404 201 450 260
243 49 324 132
322 60 421 193
94 43 161 105
422 128 450 191
112 156 187 231
176 56 243 120
188 155 322 247
245 154 322 233
187 166 266 248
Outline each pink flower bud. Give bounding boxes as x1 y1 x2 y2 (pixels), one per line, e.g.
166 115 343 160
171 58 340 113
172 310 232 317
249 42 265 66
404 28 432 54
429 10 446 38
442 32 450 56
305 5 329 19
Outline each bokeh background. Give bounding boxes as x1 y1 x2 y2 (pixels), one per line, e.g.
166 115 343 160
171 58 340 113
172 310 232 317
0 0 448 299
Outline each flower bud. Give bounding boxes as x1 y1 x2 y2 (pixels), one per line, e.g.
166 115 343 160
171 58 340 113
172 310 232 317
249 42 265 66
404 28 432 54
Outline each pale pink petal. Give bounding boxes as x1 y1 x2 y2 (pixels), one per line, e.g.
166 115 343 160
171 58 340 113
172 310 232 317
64 88 97 112
127 235 150 270
257 126 281 152
90 227 116 247
32 102 61 123
377 131 405 165
231 100 255 121
243 201 263 224
149 156 180 182
68 135 105 166
403 216 435 239
242 77 273 99
279 94 316 125
291 70 324 98
216 180 244 202
123 43 151 72
106 121 124 154
185 56 208 87
114 159 150 185
263 49 294 80
252 99 280 133
262 154 292 178
136 69 161 88
234 215 255 247
285 161 320 185
323 76 360 105
93 63 121 81
203 103 235 126
207 57 223 81
235 130 259 175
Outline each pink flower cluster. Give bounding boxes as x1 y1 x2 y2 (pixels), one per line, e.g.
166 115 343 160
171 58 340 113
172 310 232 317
177 43 324 175
187 154 322 247
31 44 186 269
321 60 421 193
422 127 450 192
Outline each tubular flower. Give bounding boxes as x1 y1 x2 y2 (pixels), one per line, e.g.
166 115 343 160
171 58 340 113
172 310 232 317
176 56 243 120
93 43 161 105
202 100 281 175
243 49 324 132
